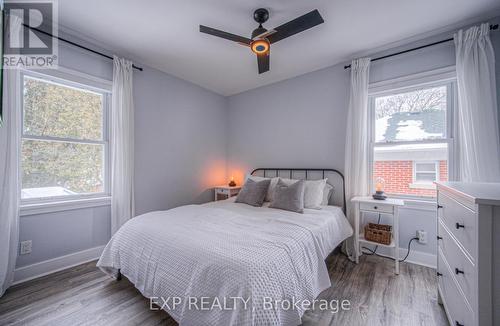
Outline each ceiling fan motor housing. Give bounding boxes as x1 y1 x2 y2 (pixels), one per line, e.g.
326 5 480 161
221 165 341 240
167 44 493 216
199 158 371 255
253 8 269 24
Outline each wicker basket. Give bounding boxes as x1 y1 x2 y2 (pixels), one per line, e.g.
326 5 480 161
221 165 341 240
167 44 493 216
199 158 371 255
364 223 392 245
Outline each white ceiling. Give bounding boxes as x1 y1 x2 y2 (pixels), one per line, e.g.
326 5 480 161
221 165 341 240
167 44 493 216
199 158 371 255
58 0 500 96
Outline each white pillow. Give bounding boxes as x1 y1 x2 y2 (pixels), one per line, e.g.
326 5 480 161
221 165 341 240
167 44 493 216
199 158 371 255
246 175 279 202
280 178 327 209
304 179 327 209
322 183 334 206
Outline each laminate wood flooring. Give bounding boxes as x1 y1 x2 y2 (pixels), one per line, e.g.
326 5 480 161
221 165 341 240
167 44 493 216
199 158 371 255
0 253 447 326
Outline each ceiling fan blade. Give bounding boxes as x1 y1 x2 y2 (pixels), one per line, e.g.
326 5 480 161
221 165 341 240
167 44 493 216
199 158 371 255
253 29 276 40
267 9 324 44
257 52 270 74
200 25 252 45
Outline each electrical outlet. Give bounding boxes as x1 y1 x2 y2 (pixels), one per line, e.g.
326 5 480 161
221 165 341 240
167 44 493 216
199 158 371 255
20 240 32 255
416 230 427 244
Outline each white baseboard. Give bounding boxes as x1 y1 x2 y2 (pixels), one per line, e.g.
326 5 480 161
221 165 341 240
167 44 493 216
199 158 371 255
13 245 105 285
400 248 437 268
363 246 437 269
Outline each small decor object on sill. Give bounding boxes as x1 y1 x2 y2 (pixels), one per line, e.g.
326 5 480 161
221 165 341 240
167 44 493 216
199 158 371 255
364 223 392 245
372 177 387 200
228 176 237 187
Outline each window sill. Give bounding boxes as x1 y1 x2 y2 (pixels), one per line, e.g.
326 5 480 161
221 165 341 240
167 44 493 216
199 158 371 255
20 196 111 216
409 183 437 190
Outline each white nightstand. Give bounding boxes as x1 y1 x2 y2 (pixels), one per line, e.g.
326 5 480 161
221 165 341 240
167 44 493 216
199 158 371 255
214 185 241 201
351 196 405 274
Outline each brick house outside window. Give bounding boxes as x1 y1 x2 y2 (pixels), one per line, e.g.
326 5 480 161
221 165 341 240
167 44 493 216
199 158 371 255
371 82 452 198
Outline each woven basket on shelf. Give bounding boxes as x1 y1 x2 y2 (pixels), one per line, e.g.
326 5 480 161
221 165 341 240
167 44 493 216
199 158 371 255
364 223 392 245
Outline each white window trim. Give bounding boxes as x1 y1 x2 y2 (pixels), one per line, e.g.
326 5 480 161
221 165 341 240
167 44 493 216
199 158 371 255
19 68 112 208
20 196 111 216
368 66 456 95
368 67 457 202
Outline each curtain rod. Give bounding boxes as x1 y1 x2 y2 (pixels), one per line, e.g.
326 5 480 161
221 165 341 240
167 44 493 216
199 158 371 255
22 24 144 71
344 24 499 70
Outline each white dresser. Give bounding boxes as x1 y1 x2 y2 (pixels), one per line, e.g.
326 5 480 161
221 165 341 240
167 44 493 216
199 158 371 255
436 182 500 326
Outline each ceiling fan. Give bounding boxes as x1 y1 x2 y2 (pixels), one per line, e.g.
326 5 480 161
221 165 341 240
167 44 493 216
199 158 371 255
199 8 324 74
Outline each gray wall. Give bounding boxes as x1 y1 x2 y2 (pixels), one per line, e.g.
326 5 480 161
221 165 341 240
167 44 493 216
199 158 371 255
226 63 349 182
17 206 111 267
226 17 500 260
16 40 228 268
134 66 228 215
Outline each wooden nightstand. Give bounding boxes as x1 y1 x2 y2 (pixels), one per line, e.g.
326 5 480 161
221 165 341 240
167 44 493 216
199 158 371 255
351 196 405 274
214 186 241 201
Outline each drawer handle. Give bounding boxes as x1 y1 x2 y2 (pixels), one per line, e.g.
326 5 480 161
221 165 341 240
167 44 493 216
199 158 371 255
455 222 465 229
455 322 464 326
455 268 464 275
437 236 443 240
437 272 443 277
437 204 443 209
374 206 378 209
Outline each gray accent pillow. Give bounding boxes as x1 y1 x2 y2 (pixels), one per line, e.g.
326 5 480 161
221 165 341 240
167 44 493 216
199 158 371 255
269 179 305 213
235 178 271 207
246 175 279 202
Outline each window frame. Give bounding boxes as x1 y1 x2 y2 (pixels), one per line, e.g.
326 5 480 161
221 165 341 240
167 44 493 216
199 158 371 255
368 67 457 200
19 68 112 205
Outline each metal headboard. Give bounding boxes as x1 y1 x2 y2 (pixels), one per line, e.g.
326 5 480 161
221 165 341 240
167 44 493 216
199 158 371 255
250 168 346 213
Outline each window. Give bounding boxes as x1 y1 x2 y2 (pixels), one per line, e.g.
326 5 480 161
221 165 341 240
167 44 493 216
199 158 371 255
21 71 111 202
413 161 439 184
370 76 455 199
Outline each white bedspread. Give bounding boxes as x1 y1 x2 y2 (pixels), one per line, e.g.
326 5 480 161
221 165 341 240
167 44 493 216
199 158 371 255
97 199 352 326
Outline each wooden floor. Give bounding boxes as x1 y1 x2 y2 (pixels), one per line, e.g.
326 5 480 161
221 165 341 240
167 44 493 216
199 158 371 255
0 253 447 326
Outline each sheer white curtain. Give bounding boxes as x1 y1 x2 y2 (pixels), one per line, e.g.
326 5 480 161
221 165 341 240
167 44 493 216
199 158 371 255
344 58 371 258
454 23 500 182
111 56 135 234
0 15 22 297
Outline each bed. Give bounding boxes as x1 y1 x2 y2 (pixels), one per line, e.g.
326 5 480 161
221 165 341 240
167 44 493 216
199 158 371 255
97 168 353 326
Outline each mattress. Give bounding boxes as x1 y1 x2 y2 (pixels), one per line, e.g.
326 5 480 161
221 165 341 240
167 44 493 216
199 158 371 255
97 198 353 326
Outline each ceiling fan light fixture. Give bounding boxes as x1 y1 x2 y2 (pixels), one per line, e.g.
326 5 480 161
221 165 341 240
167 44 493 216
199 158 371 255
251 39 269 54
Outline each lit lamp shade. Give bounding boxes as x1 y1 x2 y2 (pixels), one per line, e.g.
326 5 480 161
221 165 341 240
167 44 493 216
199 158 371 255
251 39 269 54
373 177 387 200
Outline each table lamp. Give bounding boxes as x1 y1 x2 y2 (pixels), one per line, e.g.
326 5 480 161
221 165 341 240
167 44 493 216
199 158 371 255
373 177 387 200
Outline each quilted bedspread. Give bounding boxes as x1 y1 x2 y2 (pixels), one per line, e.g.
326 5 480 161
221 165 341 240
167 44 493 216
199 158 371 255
97 199 352 326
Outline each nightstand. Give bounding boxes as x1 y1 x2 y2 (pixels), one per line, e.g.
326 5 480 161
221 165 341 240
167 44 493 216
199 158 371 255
214 186 241 201
351 196 405 274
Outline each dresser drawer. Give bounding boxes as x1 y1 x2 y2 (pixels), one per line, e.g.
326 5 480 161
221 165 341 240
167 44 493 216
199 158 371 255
438 250 474 326
437 191 477 261
438 221 476 310
359 202 394 214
